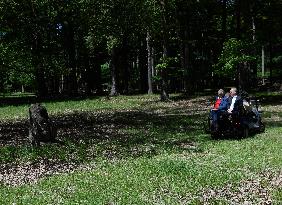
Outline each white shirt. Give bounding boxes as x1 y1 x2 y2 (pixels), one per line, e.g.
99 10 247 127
229 95 237 111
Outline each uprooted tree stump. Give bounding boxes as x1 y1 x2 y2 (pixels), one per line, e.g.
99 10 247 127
28 103 57 146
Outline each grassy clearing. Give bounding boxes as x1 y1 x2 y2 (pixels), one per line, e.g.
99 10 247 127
0 93 281 204
0 95 159 121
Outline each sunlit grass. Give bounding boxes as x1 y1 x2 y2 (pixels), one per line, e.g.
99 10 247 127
0 95 162 121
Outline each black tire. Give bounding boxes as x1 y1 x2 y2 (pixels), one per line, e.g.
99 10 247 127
203 117 211 134
259 121 265 133
242 126 249 138
211 132 219 140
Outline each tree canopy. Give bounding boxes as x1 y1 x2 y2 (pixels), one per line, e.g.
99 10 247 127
1 0 282 98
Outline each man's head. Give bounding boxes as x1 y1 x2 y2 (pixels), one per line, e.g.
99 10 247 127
217 89 225 98
229 87 237 97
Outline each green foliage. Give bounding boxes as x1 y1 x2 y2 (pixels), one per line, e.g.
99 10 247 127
83 0 148 53
0 1 64 92
1 0 282 95
154 56 179 82
155 62 168 71
156 56 178 71
101 62 111 83
272 55 282 64
214 38 256 77
0 41 34 92
106 36 119 53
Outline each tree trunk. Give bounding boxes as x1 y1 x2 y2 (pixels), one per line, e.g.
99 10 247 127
177 5 193 95
222 0 227 42
147 32 153 94
159 0 169 101
29 104 56 146
261 45 265 85
35 61 48 98
250 14 258 86
183 34 188 92
236 0 242 90
64 21 78 96
236 0 241 39
110 47 119 96
269 39 273 85
139 40 148 93
32 35 48 98
84 54 93 95
120 36 130 94
93 51 104 95
160 45 169 101
252 16 256 42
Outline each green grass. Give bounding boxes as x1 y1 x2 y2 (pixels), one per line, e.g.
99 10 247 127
0 128 281 204
0 92 35 98
273 188 282 205
0 93 281 204
0 95 159 120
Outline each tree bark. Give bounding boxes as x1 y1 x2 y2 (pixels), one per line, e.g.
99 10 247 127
160 45 169 101
159 0 169 101
29 103 56 146
236 0 241 39
146 32 153 94
235 0 243 90
33 44 48 98
269 38 273 85
64 21 78 96
251 13 258 86
222 0 227 42
110 47 119 96
84 54 93 95
261 45 265 85
139 40 148 93
120 36 130 94
93 50 104 95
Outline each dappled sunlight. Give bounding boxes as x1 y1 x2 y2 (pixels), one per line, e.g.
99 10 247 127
0 94 281 194
0 95 212 186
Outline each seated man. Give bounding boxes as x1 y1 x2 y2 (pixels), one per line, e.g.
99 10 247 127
228 87 243 115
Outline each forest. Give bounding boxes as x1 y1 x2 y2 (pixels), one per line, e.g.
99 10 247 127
1 1 282 204
1 0 282 100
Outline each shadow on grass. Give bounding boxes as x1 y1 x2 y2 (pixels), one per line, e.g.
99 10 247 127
0 94 104 107
0 108 207 163
258 93 282 106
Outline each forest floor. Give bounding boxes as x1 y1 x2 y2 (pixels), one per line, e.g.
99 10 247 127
0 93 281 204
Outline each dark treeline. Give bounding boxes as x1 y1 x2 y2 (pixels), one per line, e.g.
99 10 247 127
0 0 282 100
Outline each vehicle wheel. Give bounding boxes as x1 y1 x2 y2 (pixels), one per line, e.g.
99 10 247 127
211 132 219 140
242 126 249 138
204 118 211 134
259 122 265 133
203 122 210 134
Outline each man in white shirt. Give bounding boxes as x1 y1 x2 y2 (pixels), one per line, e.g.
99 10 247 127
228 87 239 113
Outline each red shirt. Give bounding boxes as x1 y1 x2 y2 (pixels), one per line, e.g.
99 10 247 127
214 98 222 109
